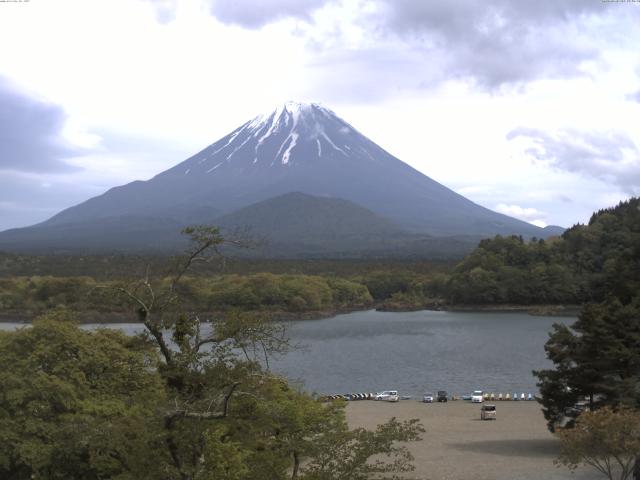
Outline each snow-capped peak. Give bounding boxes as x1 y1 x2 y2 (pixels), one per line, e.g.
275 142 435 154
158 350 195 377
233 101 350 165
247 101 331 131
180 101 375 176
283 100 314 113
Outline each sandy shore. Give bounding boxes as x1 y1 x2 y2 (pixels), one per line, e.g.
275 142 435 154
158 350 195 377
346 400 601 480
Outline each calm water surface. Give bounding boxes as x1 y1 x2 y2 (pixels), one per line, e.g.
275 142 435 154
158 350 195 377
271 310 570 396
1 310 570 397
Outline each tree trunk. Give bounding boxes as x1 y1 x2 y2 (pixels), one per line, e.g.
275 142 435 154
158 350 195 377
291 451 300 479
633 455 639 480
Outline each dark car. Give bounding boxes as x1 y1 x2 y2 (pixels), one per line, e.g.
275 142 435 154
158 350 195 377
437 390 448 402
481 404 497 420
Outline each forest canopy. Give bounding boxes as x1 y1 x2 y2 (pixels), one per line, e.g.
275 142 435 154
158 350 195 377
445 198 640 305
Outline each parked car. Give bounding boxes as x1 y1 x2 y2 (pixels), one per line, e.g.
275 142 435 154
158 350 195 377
481 404 497 420
437 390 448 402
375 390 400 402
423 392 435 403
471 390 484 403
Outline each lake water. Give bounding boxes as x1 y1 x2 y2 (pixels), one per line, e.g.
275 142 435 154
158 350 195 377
1 309 570 397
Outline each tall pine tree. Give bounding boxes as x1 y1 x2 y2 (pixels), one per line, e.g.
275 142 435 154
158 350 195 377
535 296 640 431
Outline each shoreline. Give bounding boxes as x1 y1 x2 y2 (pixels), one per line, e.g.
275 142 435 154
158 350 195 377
0 303 580 324
376 302 580 317
0 305 369 324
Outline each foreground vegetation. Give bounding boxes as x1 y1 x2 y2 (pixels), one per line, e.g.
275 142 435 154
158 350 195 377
556 407 640 480
526 199 640 479
0 227 424 480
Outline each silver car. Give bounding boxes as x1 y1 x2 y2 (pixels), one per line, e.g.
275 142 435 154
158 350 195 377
375 390 400 402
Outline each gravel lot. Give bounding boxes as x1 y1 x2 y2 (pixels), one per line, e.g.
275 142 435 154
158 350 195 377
345 400 602 480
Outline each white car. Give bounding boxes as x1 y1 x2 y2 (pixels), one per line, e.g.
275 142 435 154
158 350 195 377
471 390 484 403
422 392 435 403
375 390 400 402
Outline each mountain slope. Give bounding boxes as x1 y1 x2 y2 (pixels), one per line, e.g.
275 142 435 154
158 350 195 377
215 192 480 258
216 192 403 241
0 193 480 257
0 215 188 254
0 101 556 254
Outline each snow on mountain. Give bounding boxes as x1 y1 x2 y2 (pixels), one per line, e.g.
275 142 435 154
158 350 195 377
174 101 371 175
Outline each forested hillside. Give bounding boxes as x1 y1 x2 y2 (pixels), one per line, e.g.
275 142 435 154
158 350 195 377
445 198 640 305
530 199 640 437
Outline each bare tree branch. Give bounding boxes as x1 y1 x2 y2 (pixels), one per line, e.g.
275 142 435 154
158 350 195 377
166 382 241 420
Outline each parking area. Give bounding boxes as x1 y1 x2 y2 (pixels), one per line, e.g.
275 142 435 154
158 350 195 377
346 400 602 480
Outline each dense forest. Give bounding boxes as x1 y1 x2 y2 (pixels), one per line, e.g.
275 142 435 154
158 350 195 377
445 198 640 305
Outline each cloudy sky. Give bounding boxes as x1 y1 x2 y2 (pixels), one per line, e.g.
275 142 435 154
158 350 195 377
1 0 639 231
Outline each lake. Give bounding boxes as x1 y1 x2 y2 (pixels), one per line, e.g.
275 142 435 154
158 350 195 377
1 309 569 397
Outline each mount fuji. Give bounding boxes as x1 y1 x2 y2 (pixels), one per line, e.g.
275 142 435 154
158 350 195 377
0 102 561 256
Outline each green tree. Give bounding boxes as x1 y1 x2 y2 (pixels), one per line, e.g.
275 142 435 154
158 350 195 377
534 297 640 432
556 407 640 480
0 310 166 480
299 417 424 480
0 226 424 479
109 226 423 480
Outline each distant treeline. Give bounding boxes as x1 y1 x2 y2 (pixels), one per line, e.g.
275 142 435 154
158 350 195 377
0 254 450 279
0 255 452 320
0 273 376 321
1 198 638 318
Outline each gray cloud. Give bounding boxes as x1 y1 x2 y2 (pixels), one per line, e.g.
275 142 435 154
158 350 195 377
0 172 99 231
368 0 611 88
209 0 327 28
377 0 601 34
294 0 638 100
555 194 573 204
150 0 638 94
626 89 640 103
147 0 178 24
303 46 440 103
0 79 81 173
507 127 640 194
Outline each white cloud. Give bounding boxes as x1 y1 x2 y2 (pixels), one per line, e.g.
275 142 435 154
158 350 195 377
494 203 547 227
530 219 548 228
494 204 545 220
